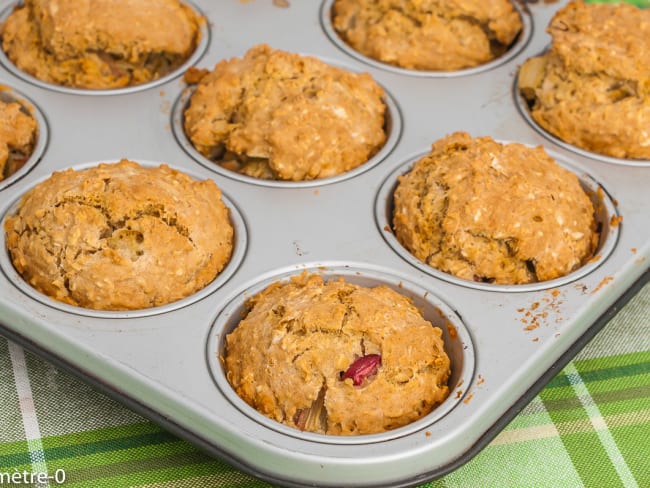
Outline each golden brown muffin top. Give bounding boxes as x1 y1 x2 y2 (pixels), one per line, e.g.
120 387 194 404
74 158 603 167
0 99 38 181
393 132 598 284
4 160 233 310
518 1 650 159
29 0 200 61
183 44 387 181
547 1 650 84
1 0 201 89
332 0 522 71
225 273 450 435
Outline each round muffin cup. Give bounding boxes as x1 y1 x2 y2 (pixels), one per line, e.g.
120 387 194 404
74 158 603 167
513 67 650 167
171 60 402 188
320 0 532 78
0 87 48 191
0 1 210 96
375 146 620 293
206 262 475 444
0 160 247 318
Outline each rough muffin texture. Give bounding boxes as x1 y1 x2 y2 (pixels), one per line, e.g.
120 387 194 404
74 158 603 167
4 160 233 310
332 0 522 71
393 132 598 284
183 44 387 181
224 273 450 435
1 0 201 89
0 98 37 181
518 1 650 160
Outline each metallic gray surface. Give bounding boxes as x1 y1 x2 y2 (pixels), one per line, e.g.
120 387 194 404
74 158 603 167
0 1 648 486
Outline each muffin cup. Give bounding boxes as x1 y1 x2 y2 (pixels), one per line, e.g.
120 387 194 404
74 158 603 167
206 262 475 443
320 0 533 78
513 68 650 167
0 87 48 191
0 0 210 96
171 61 402 188
375 146 620 293
0 160 248 318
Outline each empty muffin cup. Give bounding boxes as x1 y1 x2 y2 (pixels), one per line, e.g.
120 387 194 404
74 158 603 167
207 263 475 442
321 0 532 77
0 87 47 191
375 135 620 292
0 159 247 318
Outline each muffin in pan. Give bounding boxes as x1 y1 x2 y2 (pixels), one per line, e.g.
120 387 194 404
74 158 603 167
331 0 523 72
0 97 37 181
224 272 451 435
4 159 233 310
183 44 387 181
518 0 650 160
1 0 202 89
392 132 599 285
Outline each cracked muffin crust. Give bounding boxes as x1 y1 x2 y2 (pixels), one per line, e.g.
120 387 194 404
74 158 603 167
392 132 598 285
331 0 522 71
224 272 451 435
1 0 201 89
518 1 650 160
4 159 233 310
0 98 38 181
183 44 387 181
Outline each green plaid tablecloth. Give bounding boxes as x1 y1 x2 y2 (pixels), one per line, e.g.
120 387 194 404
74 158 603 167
0 280 648 488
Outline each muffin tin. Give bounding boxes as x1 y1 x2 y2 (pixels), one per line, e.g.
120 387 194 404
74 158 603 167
0 1 648 487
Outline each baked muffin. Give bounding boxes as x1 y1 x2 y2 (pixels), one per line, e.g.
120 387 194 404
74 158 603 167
518 1 650 160
1 0 201 89
4 159 233 310
332 0 522 71
183 44 387 181
0 98 38 181
224 272 450 435
393 132 598 284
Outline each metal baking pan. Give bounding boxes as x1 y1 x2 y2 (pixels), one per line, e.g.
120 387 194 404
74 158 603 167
0 0 648 486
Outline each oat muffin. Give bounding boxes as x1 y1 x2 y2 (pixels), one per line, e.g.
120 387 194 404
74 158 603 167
0 98 38 181
183 44 387 181
518 1 650 160
1 0 201 89
4 160 233 310
393 132 598 285
332 0 522 71
224 273 451 435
